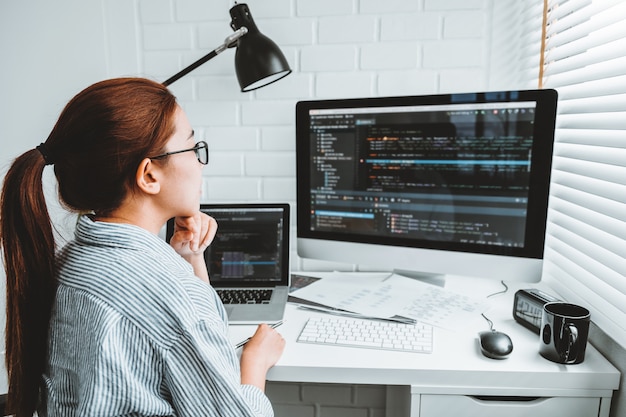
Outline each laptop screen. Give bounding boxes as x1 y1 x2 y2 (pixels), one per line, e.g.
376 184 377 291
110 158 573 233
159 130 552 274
166 203 290 287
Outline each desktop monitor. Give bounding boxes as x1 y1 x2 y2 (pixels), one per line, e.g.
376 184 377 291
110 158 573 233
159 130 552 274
295 89 558 283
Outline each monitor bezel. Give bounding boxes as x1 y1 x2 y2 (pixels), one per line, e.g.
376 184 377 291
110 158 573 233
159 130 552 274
295 89 558 275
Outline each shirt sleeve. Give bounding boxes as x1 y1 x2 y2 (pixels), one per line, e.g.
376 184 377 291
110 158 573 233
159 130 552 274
164 319 274 417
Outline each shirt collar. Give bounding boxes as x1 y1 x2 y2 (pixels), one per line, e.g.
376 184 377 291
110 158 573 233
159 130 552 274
74 214 170 253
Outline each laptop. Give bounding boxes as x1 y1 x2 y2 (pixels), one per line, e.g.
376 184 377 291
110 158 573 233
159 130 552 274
166 203 290 324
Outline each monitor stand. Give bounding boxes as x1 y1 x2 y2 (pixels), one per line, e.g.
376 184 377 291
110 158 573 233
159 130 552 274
392 269 446 288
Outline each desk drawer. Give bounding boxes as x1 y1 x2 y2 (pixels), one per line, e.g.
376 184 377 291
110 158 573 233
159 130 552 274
418 394 600 417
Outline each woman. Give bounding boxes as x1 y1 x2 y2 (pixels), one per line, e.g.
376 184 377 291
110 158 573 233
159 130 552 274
0 78 284 417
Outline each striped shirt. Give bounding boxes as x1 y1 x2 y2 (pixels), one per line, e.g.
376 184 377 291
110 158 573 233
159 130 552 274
40 215 273 417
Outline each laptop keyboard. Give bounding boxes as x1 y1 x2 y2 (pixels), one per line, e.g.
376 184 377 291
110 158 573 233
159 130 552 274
217 289 273 304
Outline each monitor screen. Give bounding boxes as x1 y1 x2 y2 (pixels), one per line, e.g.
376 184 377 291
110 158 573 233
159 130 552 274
295 89 558 282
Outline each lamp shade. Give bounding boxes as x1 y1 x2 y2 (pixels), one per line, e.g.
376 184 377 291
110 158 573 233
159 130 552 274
230 3 292 92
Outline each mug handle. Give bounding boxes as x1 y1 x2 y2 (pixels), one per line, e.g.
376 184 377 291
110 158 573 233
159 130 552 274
562 324 579 364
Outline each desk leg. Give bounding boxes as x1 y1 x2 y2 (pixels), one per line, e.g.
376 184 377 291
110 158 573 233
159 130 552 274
409 391 421 417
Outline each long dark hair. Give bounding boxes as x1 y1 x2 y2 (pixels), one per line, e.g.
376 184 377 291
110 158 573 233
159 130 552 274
0 77 177 417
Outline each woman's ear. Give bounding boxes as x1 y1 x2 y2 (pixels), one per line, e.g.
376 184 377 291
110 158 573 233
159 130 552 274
135 158 161 195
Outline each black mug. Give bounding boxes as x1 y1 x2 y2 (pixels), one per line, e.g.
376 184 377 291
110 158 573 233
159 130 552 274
539 302 590 364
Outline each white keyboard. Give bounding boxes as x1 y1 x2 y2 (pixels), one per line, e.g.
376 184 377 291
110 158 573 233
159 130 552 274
297 316 433 353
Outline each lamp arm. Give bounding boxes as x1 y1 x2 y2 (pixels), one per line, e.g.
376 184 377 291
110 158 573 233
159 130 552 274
162 27 248 87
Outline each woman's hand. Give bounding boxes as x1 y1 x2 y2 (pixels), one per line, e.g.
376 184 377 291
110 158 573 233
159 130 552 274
240 324 286 391
169 212 217 281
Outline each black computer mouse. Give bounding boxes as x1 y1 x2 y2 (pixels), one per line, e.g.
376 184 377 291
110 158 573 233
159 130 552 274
478 330 513 359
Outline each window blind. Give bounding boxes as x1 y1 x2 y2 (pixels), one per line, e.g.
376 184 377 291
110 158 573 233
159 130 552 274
528 0 626 347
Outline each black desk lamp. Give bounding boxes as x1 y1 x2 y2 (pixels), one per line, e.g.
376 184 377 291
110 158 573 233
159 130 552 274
162 3 291 91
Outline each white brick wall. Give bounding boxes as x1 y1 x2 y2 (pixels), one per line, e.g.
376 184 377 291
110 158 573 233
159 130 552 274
138 2 495 176
137 0 496 272
128 2 497 415
266 383 393 417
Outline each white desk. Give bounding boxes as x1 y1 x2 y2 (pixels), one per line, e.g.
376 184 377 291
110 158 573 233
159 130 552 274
230 273 620 417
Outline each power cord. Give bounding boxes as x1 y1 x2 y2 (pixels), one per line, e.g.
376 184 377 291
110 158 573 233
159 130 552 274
487 280 509 298
482 280 509 330
481 313 495 331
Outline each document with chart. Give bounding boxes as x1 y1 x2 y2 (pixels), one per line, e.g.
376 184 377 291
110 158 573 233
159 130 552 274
289 273 486 330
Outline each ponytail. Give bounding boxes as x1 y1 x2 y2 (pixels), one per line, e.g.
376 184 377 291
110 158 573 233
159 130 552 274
1 77 177 417
1 148 56 417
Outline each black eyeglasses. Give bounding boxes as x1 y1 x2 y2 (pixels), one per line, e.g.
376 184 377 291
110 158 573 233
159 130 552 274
149 141 209 165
